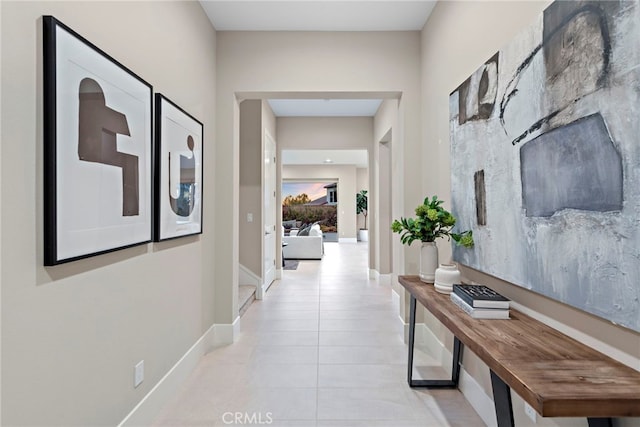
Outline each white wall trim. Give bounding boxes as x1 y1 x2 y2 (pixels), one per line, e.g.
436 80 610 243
378 273 391 285
338 237 358 243
385 287 501 427
419 323 496 426
459 369 498 427
417 323 436 354
392 286 400 303
370 270 392 286
276 268 282 280
239 264 261 288
118 323 217 427
213 316 241 347
118 317 241 426
400 321 430 348
392 284 400 296
261 278 276 299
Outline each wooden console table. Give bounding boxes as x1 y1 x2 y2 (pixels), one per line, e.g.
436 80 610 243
398 275 640 427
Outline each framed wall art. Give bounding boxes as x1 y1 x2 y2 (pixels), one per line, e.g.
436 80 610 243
154 94 203 241
43 16 153 265
449 1 640 331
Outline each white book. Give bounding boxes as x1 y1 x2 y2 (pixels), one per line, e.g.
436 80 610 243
450 292 510 319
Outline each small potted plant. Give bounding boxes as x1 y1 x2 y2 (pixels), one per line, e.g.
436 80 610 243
356 190 368 242
392 195 473 283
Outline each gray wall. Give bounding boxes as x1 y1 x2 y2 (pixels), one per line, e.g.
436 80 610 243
1 2 217 425
239 100 263 276
239 100 277 279
277 117 373 151
216 31 422 327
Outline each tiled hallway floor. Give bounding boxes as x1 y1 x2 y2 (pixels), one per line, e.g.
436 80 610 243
153 242 485 427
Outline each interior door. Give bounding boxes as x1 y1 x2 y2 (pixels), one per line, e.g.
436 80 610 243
263 131 277 292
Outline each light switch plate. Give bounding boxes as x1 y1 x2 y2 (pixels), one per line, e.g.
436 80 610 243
134 360 144 388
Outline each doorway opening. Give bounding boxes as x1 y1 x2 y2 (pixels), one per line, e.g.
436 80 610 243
282 180 339 241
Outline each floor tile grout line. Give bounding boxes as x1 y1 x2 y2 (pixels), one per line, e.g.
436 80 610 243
315 267 322 423
153 243 486 426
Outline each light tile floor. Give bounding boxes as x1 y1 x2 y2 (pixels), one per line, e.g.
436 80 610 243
153 242 485 427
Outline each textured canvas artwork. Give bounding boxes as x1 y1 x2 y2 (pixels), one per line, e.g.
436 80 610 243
450 0 640 331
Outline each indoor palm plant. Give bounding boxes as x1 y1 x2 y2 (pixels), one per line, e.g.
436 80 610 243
356 190 368 241
392 195 473 282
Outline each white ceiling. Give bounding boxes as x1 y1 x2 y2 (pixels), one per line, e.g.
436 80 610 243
200 1 437 32
282 149 368 168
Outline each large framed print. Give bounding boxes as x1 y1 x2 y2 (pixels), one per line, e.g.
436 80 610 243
449 1 640 331
43 16 153 265
154 94 203 241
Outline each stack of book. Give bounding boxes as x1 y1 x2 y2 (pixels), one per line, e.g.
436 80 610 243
450 284 510 319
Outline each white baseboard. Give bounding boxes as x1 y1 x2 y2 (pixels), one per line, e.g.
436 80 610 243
276 269 282 280
118 324 216 427
118 318 240 427
408 323 439 357
391 285 404 303
419 323 496 427
459 369 497 427
261 278 277 298
369 270 391 285
401 322 430 347
338 237 357 243
392 287 400 304
212 316 241 347
239 264 261 288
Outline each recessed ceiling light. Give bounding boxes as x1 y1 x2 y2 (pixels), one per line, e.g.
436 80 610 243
324 158 333 163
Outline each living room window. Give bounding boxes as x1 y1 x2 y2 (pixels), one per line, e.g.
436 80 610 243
328 188 337 204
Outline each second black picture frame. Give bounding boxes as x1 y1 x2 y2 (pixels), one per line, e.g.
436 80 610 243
154 94 204 241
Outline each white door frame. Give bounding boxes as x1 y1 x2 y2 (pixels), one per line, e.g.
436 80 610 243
260 129 277 298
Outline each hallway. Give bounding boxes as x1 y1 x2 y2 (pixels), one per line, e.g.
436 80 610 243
153 242 484 426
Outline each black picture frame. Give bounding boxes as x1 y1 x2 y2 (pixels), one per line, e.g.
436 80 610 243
43 16 153 266
154 94 204 241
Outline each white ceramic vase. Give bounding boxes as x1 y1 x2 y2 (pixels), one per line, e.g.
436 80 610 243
419 242 438 283
434 263 461 294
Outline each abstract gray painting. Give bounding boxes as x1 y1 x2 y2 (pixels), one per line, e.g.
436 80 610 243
450 0 640 332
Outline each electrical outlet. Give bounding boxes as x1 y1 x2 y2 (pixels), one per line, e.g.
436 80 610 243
524 402 537 423
134 360 144 388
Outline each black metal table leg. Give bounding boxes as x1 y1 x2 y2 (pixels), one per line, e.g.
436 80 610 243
587 418 613 427
407 294 463 388
490 370 515 427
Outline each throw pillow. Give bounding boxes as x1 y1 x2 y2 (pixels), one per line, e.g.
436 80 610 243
297 225 311 236
309 224 322 236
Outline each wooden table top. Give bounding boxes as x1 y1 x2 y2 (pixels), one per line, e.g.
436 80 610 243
398 275 640 418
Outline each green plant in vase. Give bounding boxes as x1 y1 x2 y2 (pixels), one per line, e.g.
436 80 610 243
392 195 473 282
356 190 369 241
